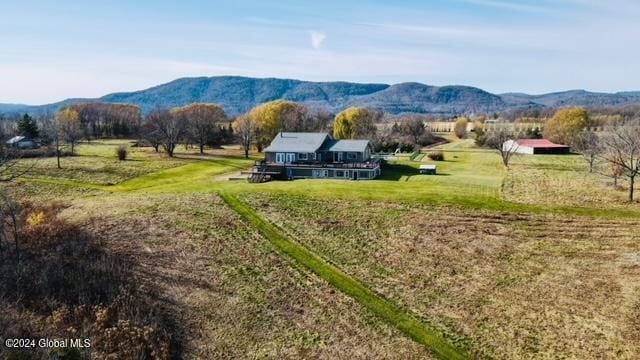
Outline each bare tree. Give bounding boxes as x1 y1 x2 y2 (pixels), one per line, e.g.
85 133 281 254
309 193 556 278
142 120 162 152
55 108 84 155
599 125 640 202
0 147 27 181
307 109 334 132
144 109 184 157
0 189 21 254
403 116 427 144
40 116 66 169
609 162 624 188
484 126 521 168
232 114 255 159
572 130 602 173
174 103 227 154
0 147 28 254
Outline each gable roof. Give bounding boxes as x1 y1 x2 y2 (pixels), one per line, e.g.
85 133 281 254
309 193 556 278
515 139 569 148
263 132 330 153
320 139 371 152
6 136 26 144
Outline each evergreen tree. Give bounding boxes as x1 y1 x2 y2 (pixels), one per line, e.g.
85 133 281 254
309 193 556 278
17 114 39 138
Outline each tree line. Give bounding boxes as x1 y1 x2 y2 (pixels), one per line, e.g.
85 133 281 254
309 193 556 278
4 100 439 161
4 103 236 159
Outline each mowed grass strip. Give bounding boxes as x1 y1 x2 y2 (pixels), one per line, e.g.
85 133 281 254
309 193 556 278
219 191 468 360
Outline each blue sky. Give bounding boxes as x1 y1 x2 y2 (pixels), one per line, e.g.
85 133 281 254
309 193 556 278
1 0 639 104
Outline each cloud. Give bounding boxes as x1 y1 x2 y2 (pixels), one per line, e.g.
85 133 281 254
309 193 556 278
309 31 326 49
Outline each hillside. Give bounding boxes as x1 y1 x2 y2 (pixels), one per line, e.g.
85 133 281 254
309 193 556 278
2 76 640 117
349 82 514 114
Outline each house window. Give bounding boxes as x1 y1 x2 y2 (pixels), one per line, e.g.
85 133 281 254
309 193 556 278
298 153 308 160
313 169 328 178
337 152 344 162
286 153 296 163
336 170 344 177
347 152 358 161
359 171 369 179
276 153 285 163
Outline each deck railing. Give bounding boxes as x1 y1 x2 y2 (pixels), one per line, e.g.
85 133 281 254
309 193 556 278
261 159 381 170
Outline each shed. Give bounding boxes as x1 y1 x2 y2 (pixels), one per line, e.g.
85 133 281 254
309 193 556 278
6 136 38 149
419 164 437 175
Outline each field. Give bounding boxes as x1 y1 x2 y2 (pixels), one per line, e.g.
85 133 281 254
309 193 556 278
4 138 640 359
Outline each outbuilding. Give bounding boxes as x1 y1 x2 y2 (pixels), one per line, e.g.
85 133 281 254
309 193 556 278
503 139 570 155
6 136 38 149
419 164 437 175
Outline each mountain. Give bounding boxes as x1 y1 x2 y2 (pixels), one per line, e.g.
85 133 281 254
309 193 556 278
500 90 640 108
348 82 513 114
99 77 389 115
1 76 640 117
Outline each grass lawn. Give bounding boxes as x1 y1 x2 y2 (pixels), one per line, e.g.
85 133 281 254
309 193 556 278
16 138 638 218
504 153 639 210
214 148 638 219
8 138 640 359
14 140 188 186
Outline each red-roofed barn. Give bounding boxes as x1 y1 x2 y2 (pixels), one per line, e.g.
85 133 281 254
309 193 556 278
503 139 571 155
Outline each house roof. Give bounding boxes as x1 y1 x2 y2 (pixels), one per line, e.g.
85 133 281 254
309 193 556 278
320 139 371 152
515 139 569 148
6 136 26 144
263 132 329 153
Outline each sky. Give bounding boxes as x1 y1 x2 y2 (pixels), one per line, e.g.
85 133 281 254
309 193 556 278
1 0 639 104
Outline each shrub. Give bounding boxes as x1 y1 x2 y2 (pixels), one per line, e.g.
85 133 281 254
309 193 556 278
427 151 445 161
116 144 128 161
0 202 176 359
399 142 416 153
454 117 469 139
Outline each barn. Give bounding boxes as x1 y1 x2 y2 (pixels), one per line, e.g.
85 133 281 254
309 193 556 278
503 139 570 155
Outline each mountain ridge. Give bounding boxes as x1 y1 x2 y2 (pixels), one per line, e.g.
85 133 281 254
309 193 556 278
2 76 640 117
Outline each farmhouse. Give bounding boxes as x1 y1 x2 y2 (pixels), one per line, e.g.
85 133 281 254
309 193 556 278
249 132 381 181
6 136 38 149
503 139 570 155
